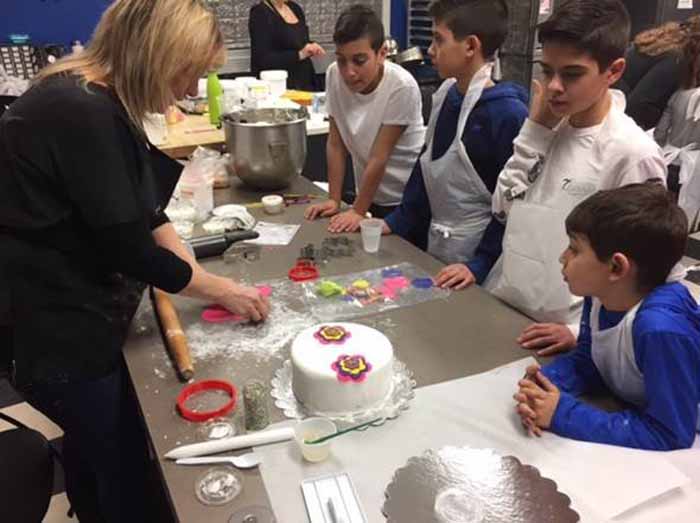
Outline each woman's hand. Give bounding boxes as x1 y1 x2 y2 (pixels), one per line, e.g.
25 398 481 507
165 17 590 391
217 282 270 322
299 42 325 60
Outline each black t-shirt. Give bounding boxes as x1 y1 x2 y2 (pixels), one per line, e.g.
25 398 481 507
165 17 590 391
249 1 318 90
0 75 192 386
614 46 684 130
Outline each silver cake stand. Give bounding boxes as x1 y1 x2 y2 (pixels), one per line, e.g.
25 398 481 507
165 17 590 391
271 359 415 429
383 446 579 523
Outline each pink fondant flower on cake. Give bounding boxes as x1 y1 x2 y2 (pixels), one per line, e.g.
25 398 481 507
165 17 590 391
314 325 351 345
331 354 372 383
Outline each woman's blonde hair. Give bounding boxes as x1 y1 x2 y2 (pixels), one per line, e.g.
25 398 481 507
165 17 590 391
634 15 700 57
36 0 225 132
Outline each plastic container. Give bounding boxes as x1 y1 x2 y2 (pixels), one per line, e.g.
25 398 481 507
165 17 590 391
261 194 284 214
294 418 337 463
248 80 271 101
179 166 214 221
360 218 383 253
260 70 288 98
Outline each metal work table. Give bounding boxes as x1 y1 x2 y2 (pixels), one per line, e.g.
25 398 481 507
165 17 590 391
122 175 534 522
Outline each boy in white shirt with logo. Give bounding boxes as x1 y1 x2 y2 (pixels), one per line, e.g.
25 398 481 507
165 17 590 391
305 5 425 232
481 0 666 355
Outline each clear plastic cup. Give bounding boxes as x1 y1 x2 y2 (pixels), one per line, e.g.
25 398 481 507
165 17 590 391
294 417 337 462
360 218 383 253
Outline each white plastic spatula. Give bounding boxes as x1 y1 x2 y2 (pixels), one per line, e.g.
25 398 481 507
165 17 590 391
176 452 262 469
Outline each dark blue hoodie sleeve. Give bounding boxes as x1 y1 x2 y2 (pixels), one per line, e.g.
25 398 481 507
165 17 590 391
465 94 528 281
546 294 700 450
384 146 431 251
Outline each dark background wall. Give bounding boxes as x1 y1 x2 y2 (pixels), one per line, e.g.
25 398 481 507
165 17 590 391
1 1 110 46
1 0 407 48
500 0 540 89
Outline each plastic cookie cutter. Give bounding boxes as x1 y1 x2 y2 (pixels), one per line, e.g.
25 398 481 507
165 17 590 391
288 259 319 282
177 379 238 422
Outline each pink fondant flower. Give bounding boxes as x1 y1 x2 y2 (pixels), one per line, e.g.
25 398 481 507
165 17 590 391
331 354 372 383
314 325 351 345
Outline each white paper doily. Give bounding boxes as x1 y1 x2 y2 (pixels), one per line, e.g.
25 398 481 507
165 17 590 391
271 359 415 428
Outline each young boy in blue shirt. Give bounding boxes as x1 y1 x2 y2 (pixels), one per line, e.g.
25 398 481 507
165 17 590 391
514 183 700 450
380 0 528 287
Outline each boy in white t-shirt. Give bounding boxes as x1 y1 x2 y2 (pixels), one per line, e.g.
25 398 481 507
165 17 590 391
481 0 667 355
304 5 425 232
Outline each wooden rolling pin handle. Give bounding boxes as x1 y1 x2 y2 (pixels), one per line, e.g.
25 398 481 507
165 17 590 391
152 288 194 381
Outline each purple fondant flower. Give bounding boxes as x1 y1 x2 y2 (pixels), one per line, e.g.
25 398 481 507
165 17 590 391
331 354 372 383
314 325 351 344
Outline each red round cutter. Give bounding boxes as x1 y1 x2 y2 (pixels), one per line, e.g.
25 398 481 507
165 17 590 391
177 380 237 422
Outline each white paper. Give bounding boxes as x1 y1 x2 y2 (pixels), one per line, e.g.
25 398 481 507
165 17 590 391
255 358 692 522
540 0 552 15
678 0 693 9
244 221 300 246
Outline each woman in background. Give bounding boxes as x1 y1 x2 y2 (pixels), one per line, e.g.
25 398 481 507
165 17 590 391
616 15 700 130
249 0 325 90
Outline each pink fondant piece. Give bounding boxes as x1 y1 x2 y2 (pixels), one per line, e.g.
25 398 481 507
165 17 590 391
201 285 273 323
201 305 245 323
383 276 410 292
378 286 397 300
257 285 273 298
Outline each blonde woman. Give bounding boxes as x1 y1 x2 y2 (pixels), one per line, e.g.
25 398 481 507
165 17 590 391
617 15 700 129
0 1 269 521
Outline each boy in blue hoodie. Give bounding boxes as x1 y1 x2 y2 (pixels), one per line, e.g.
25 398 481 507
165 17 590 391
380 0 528 288
514 183 700 450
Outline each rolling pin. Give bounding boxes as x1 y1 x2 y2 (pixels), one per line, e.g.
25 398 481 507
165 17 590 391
151 287 194 381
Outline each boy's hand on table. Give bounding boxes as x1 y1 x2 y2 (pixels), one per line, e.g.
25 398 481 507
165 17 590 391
513 364 542 436
328 209 364 233
517 323 576 356
514 370 560 435
435 263 476 290
530 80 562 130
304 199 339 221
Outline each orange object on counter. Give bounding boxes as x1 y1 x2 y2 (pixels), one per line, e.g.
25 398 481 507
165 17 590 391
165 105 186 125
282 89 314 106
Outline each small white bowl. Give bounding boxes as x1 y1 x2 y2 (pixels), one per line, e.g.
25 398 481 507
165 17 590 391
262 194 284 215
294 417 337 462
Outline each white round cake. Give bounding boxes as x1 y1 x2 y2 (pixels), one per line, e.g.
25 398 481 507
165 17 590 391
291 322 394 414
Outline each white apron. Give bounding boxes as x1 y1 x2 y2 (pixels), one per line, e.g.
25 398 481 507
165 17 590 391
423 65 493 264
678 150 700 232
485 92 632 324
589 296 700 432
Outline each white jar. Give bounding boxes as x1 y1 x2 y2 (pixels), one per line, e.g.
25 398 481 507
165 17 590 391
260 70 288 98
